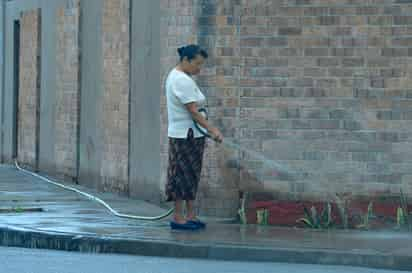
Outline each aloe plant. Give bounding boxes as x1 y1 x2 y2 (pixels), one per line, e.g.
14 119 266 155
334 193 352 229
298 205 315 228
297 203 333 229
321 202 333 228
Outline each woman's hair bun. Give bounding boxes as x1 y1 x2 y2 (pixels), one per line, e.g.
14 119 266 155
177 44 208 62
177 46 185 57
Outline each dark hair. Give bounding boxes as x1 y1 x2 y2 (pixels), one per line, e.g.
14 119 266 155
177 44 208 62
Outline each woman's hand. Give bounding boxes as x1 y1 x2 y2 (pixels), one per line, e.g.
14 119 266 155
185 103 223 143
208 127 223 143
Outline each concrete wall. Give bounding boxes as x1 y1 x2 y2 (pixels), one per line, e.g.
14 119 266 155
77 0 103 189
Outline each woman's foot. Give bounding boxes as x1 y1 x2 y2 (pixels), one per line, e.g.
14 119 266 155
173 215 187 225
170 221 199 230
187 215 206 229
170 216 200 230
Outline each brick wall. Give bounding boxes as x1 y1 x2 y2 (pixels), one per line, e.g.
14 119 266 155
55 0 80 179
100 0 130 195
194 0 242 217
18 9 40 167
159 0 412 216
236 0 412 202
160 0 197 200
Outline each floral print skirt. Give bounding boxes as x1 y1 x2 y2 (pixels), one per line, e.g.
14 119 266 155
165 129 205 201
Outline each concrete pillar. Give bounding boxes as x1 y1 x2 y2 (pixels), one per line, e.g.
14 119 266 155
129 0 161 202
77 0 103 189
2 0 18 162
0 0 5 161
37 0 59 172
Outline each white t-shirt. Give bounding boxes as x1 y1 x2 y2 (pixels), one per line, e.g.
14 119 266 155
165 68 206 138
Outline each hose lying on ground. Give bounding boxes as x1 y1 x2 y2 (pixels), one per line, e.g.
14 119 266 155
14 160 174 221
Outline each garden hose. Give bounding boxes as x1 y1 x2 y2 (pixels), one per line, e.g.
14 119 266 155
14 160 174 221
193 107 212 138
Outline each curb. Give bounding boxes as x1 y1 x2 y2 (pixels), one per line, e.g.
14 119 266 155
0 225 411 271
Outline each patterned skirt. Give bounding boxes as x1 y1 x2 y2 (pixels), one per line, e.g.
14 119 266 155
165 128 206 202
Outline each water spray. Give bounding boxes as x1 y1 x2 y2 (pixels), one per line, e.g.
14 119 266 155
194 108 297 181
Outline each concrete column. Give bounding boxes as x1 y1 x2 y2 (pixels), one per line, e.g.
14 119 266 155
129 0 161 202
37 0 59 172
2 0 18 162
0 0 5 161
77 0 103 189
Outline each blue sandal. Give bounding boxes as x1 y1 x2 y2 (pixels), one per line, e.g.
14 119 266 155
187 219 207 229
170 221 200 230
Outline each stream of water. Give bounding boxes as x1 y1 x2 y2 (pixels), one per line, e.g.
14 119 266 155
221 139 297 181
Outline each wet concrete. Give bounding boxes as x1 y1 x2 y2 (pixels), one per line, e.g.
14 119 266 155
0 246 407 273
0 164 412 271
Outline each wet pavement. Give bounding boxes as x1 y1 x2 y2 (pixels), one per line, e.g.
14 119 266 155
0 246 406 273
1 164 412 271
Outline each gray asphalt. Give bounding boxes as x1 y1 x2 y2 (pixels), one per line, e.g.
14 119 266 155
0 246 408 273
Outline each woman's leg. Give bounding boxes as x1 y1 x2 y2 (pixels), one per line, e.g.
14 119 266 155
186 200 196 220
174 199 186 223
186 199 206 228
186 136 205 221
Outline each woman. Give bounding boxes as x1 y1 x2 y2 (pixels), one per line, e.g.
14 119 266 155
165 44 223 230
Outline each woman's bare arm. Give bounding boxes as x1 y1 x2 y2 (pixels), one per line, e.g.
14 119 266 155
185 102 211 131
185 102 223 142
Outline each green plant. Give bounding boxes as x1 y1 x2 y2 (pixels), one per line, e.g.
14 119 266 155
356 201 374 230
397 207 405 228
297 206 316 228
13 207 24 213
238 192 248 225
322 202 333 228
256 208 269 225
297 203 333 229
398 189 411 231
334 192 352 229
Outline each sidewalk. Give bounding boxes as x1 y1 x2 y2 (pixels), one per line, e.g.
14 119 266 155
0 164 412 271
